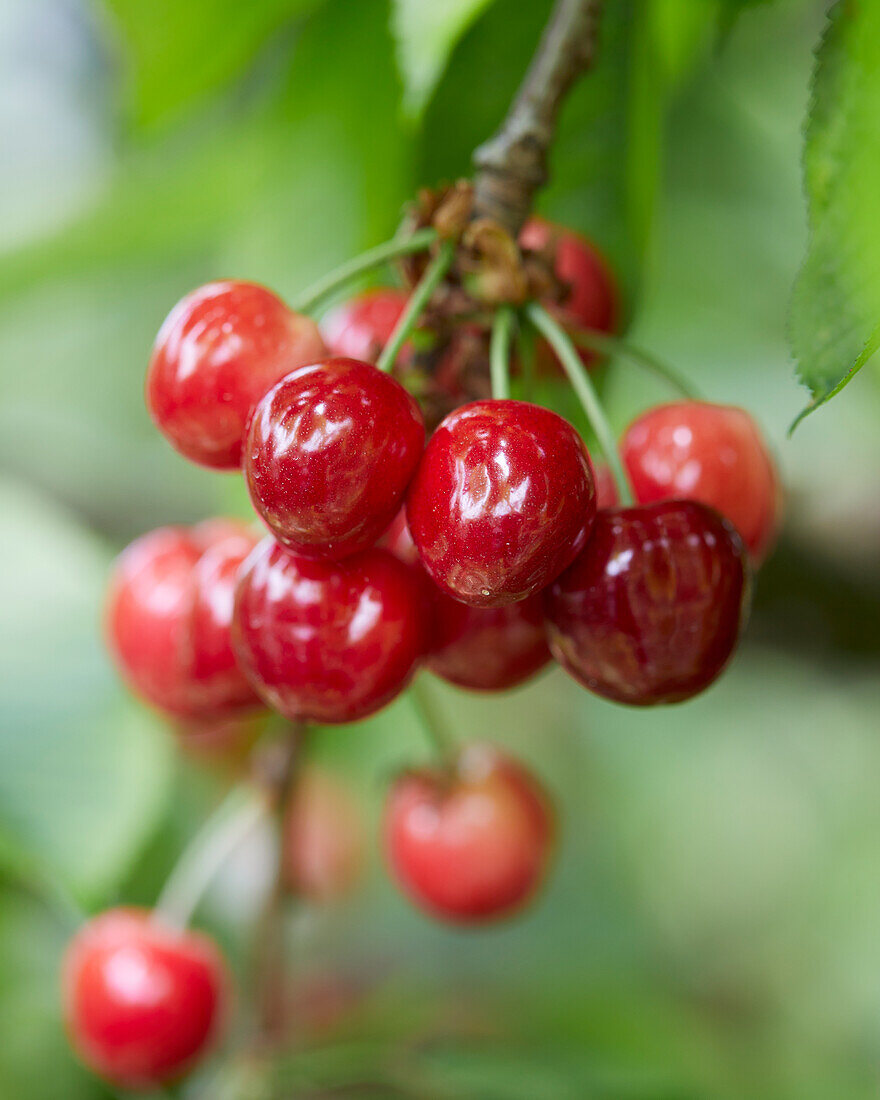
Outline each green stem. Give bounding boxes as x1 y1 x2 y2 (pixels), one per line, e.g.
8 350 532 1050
569 326 700 400
155 784 267 930
517 317 537 401
409 676 457 765
376 239 455 374
490 306 515 400
525 302 634 505
292 228 437 314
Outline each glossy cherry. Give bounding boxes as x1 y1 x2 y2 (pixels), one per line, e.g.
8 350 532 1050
106 521 261 720
545 501 748 705
621 401 780 563
245 357 425 559
147 281 327 469
232 539 427 723
283 767 365 902
407 399 596 607
384 744 553 923
320 288 409 364
520 216 617 344
62 908 225 1088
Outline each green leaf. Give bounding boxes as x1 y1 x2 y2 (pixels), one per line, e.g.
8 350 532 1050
102 0 322 129
391 0 496 120
789 0 880 428
0 479 172 899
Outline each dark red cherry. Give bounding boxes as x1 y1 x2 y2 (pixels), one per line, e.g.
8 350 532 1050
106 522 261 720
320 288 409 365
621 401 780 564
407 399 596 607
384 744 554 923
232 539 427 723
147 281 327 469
520 217 617 360
244 358 425 559
283 766 365 902
545 501 748 706
62 908 225 1088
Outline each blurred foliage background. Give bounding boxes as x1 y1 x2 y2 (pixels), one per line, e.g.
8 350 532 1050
2 0 880 1096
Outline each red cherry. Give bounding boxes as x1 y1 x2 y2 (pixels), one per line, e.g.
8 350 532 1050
545 501 748 705
147 281 327 469
407 399 596 607
244 358 425 559
62 908 225 1088
592 464 619 510
320 288 409 364
106 522 261 720
283 767 365 902
384 744 553 923
520 216 617 338
232 539 427 723
621 401 780 564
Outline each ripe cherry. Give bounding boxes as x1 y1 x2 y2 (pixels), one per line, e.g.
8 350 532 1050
106 521 261 720
62 908 225 1088
407 399 596 607
621 401 780 563
245 358 425 559
520 216 617 357
320 288 409 364
233 539 427 724
384 508 550 692
384 744 553 923
545 501 748 706
147 281 326 469
283 767 365 902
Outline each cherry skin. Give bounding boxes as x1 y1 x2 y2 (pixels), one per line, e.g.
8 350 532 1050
283 766 365 902
621 401 780 564
245 357 425 559
407 399 596 607
232 538 428 724
544 501 748 706
320 288 409 364
384 744 554 923
520 217 617 368
106 521 261 720
61 908 225 1088
147 281 327 469
383 508 550 692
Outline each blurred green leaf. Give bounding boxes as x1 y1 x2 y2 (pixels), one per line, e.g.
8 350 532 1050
102 0 322 128
391 0 496 120
788 0 880 428
0 479 172 899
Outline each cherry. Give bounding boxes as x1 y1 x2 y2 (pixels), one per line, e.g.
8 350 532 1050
520 217 617 362
384 507 549 692
61 908 225 1088
244 358 425 559
106 521 261 720
283 767 365 902
320 288 409 364
232 539 427 724
544 501 748 706
621 401 780 563
592 463 619 510
147 281 327 469
407 399 596 607
384 744 553 923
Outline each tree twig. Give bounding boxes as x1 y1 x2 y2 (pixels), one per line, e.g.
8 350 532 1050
472 0 604 236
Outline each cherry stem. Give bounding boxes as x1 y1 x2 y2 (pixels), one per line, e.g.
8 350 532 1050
292 227 437 314
490 305 516 400
376 239 456 374
154 784 268 931
517 316 537 401
408 676 457 766
568 326 701 400
525 302 634 505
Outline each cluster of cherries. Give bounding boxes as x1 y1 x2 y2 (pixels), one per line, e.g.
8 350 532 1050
62 218 780 1089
